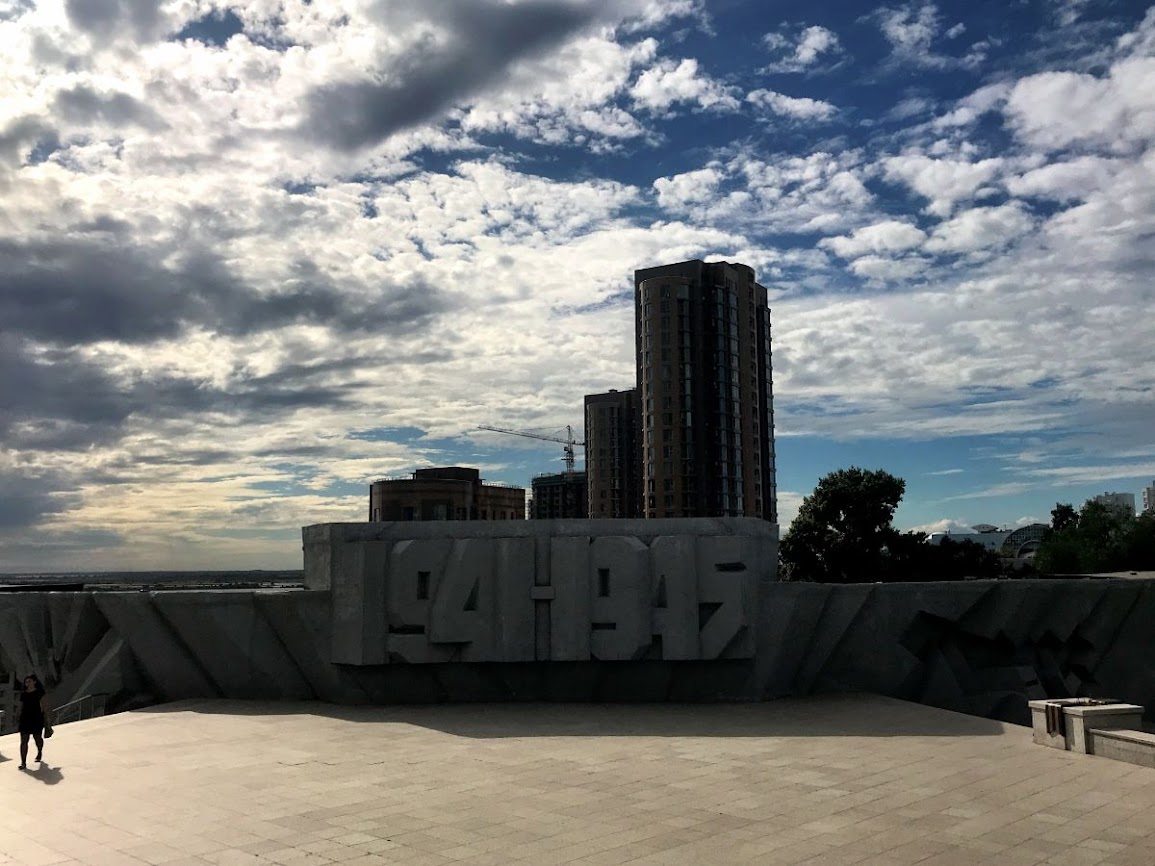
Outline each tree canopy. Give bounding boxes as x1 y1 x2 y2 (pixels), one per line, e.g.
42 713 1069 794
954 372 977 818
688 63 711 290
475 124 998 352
780 467 1004 583
780 467 905 582
1035 501 1155 574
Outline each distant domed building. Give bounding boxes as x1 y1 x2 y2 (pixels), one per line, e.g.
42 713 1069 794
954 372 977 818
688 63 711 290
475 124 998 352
926 523 1049 561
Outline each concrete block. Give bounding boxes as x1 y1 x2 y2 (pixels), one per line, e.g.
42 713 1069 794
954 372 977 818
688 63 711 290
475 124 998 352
332 539 388 665
650 536 699 660
93 592 218 700
550 536 591 661
50 630 146 709
151 591 312 700
1029 699 1078 749
492 538 536 663
256 591 368 703
1087 728 1155 768
757 583 834 698
794 584 874 693
1064 702 1144 754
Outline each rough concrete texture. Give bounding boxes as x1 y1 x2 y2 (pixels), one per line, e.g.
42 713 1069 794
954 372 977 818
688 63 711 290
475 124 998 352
3 520 1155 728
1090 728 1155 768
307 519 775 669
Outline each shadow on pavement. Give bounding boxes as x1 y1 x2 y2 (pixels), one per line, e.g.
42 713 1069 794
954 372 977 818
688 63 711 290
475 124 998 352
21 763 64 785
133 693 1012 738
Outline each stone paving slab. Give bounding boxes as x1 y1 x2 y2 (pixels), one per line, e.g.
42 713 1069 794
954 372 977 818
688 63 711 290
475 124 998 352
2 694 1155 865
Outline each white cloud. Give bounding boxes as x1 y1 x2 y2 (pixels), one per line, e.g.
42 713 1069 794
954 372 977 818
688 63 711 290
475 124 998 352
2 0 1155 570
630 57 740 113
905 517 978 534
1005 156 1122 202
882 154 1006 216
1055 0 1092 27
933 82 1011 129
761 24 842 73
460 34 658 146
1004 58 1155 153
924 202 1035 254
652 167 722 209
822 220 927 258
847 255 928 282
871 2 987 69
746 88 837 121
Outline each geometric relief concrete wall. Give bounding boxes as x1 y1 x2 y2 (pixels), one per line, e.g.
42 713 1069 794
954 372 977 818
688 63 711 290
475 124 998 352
760 580 1155 726
3 518 1155 730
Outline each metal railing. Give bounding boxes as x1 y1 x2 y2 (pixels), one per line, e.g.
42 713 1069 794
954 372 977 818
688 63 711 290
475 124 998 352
51 693 108 725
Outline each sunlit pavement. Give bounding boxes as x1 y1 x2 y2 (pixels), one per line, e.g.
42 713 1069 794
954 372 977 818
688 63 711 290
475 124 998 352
3 694 1155 865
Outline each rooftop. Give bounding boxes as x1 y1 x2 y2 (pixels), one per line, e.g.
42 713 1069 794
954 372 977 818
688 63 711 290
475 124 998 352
3 694 1155 865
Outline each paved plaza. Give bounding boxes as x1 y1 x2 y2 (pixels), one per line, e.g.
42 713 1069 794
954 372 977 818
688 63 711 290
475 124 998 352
2 694 1155 865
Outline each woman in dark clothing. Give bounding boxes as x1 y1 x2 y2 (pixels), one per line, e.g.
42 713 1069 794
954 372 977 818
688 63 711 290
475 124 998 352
18 674 50 770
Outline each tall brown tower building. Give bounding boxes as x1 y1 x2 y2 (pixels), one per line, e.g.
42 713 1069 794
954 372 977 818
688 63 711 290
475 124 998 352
634 260 777 521
584 389 641 518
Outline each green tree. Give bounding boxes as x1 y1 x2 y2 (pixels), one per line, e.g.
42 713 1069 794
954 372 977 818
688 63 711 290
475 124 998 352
780 467 905 582
1050 503 1079 533
1035 500 1149 574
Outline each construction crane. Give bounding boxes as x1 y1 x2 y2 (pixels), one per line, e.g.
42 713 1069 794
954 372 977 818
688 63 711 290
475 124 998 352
477 424 585 475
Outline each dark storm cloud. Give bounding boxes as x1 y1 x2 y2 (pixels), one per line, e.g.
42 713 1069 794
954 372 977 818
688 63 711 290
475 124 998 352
65 0 165 41
0 335 135 450
0 330 370 456
0 237 449 346
0 235 451 459
0 467 78 530
53 84 167 130
303 0 601 150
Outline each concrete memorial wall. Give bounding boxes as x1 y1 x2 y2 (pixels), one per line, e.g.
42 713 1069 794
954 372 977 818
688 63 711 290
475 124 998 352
2 518 1155 730
303 519 768 667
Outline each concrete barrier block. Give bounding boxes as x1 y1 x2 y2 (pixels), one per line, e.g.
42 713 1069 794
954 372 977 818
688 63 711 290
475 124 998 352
93 593 218 699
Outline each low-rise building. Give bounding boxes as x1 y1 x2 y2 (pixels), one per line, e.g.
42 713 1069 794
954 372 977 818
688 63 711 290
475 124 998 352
1090 492 1137 518
926 523 1049 560
531 471 588 519
369 467 525 522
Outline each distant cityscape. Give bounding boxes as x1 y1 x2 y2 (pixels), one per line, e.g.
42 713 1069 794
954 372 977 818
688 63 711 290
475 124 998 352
371 259 779 524
368 259 1155 533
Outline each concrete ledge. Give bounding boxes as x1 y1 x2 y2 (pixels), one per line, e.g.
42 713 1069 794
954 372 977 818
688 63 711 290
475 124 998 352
1028 699 1144 753
1088 728 1155 768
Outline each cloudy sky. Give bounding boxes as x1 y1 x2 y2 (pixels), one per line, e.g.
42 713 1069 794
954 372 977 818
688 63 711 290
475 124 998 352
2 0 1153 573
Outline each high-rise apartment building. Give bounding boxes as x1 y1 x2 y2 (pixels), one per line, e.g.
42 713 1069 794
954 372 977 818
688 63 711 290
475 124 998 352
584 389 641 518
1142 482 1155 515
634 260 777 521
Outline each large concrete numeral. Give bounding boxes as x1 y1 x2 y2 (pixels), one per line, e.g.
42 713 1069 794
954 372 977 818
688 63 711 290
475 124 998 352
696 536 756 659
589 537 652 661
429 539 492 647
333 528 764 665
385 539 455 663
649 536 699 660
